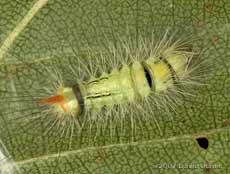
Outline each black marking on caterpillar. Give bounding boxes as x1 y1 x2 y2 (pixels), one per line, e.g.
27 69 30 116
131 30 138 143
159 56 179 83
72 83 84 114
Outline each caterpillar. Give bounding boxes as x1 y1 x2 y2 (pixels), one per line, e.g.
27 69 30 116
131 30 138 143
41 40 192 117
0 31 203 146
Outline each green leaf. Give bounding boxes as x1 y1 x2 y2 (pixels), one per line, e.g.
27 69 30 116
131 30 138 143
0 0 230 173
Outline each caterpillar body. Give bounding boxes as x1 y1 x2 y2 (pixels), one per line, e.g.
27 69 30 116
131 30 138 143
41 47 191 117
0 32 202 144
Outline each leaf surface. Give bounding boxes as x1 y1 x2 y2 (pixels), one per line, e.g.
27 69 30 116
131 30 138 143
0 0 230 173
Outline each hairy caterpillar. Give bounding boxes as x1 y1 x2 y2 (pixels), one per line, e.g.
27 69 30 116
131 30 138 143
41 41 192 117
0 32 203 145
